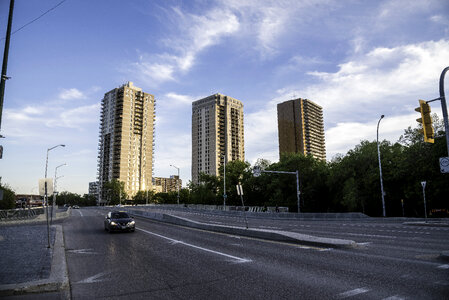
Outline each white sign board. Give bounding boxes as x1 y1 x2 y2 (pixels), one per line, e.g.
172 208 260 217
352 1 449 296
39 178 54 196
236 184 244 196
440 157 449 173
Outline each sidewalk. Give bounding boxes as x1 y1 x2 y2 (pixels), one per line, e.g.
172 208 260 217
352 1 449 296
0 212 69 297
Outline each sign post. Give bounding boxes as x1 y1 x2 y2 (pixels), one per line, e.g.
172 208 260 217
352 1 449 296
236 184 248 229
421 181 427 220
253 167 301 213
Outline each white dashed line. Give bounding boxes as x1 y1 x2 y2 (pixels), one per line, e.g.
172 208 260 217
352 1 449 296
437 264 449 269
338 288 370 298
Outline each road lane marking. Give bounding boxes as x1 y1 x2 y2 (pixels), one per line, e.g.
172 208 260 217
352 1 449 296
437 264 449 269
382 296 405 300
136 228 252 263
76 271 111 284
346 233 395 239
78 210 84 217
337 288 370 298
68 248 98 255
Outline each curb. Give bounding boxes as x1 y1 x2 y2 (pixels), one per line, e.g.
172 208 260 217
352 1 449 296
124 207 357 249
441 251 449 260
162 214 357 249
403 221 449 227
0 225 69 296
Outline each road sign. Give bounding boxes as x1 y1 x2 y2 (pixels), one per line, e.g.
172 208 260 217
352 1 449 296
440 157 449 173
253 166 261 177
39 178 54 196
236 184 243 196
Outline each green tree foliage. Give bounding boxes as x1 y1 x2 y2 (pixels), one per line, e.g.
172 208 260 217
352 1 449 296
102 179 127 205
133 190 155 204
185 121 447 217
0 183 16 210
54 191 95 206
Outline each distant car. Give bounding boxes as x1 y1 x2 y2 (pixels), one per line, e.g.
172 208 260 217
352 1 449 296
73 205 80 209
104 211 135 233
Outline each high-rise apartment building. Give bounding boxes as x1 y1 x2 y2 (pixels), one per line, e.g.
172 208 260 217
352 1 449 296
277 98 326 161
192 93 244 184
97 82 155 204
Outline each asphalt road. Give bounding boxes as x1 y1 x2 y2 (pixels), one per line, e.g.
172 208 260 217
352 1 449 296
62 207 449 299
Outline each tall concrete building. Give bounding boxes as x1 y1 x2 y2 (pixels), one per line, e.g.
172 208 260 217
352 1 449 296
97 82 155 204
192 93 244 184
277 98 326 161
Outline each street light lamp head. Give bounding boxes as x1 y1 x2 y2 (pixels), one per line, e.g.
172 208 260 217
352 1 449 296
380 115 385 119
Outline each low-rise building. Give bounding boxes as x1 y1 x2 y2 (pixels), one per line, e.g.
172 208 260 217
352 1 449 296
153 175 182 193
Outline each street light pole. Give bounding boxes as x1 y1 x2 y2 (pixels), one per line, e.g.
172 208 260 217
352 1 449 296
51 163 66 224
377 115 386 217
223 155 227 210
145 177 148 206
44 144 65 248
170 164 180 205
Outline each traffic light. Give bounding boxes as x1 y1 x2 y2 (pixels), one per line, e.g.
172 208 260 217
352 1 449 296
415 99 434 143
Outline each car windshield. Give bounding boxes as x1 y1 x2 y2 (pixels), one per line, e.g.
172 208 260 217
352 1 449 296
111 212 129 219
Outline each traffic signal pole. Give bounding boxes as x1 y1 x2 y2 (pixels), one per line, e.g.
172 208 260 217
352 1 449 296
439 67 449 156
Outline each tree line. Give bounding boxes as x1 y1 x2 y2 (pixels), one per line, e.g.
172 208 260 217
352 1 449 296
1 118 447 216
185 117 448 217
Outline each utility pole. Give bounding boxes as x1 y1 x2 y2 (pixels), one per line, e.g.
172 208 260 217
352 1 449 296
0 0 14 134
377 115 386 217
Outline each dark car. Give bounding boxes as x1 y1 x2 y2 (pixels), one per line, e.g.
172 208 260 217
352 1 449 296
104 211 135 232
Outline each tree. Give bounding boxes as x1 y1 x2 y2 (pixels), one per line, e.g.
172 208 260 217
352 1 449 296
218 160 251 206
133 190 155 204
0 183 15 209
103 179 127 205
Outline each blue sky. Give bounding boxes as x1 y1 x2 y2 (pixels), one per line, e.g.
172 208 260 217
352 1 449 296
0 0 448 195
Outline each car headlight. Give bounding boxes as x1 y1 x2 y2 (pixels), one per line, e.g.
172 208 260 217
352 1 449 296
110 221 117 226
129 221 135 226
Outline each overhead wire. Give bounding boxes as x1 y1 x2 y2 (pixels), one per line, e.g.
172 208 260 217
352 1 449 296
1 0 68 41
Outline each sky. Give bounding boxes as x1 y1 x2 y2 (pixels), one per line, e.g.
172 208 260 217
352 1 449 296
0 0 448 195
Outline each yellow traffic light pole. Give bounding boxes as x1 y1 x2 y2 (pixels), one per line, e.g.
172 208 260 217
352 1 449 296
439 67 449 156
415 67 449 156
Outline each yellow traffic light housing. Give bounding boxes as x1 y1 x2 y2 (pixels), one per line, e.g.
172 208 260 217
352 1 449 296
415 99 434 143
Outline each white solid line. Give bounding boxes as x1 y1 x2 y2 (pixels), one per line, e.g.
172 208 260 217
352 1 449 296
338 287 370 298
136 228 252 263
437 264 449 269
78 210 83 217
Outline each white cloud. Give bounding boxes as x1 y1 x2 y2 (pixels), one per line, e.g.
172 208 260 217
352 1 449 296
302 39 449 122
132 6 240 86
243 39 449 162
59 88 85 100
163 92 195 105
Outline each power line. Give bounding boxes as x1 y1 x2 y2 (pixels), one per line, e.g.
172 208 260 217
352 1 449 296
1 0 68 41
